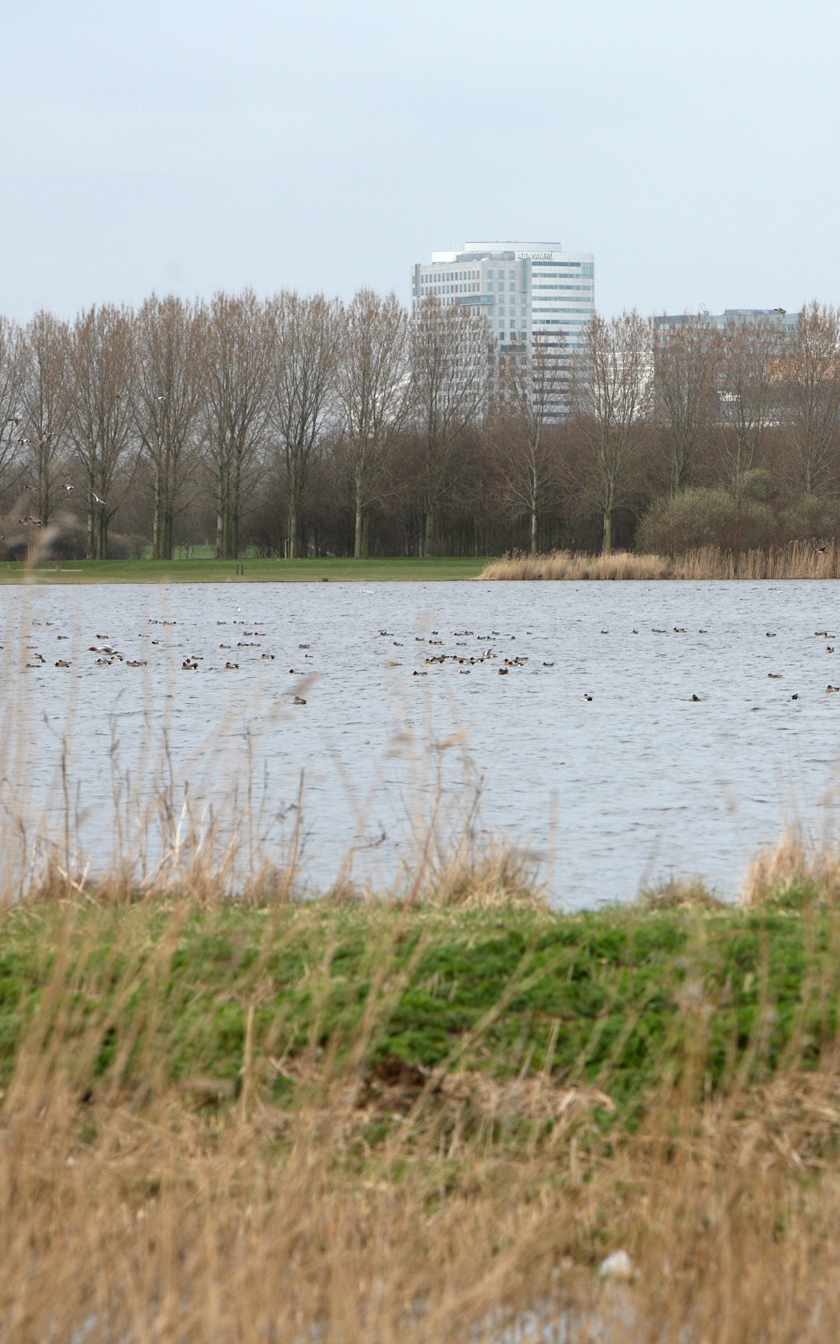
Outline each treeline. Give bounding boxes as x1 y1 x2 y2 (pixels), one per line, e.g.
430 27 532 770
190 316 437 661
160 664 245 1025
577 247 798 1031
1 293 840 560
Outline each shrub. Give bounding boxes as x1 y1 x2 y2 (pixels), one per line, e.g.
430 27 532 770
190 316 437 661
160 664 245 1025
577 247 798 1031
636 488 775 555
778 493 840 546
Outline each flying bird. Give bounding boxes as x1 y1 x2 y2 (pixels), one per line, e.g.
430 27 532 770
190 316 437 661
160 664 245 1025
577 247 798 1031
92 492 106 507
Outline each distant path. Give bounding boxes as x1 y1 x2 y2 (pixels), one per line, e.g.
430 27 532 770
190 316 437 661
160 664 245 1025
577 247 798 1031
0 557 488 585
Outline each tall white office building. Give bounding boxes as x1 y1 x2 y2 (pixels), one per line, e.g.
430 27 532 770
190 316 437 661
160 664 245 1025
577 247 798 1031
409 240 595 351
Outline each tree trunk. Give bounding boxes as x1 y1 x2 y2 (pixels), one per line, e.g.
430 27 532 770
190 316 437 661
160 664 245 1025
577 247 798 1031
423 509 434 558
289 501 298 559
152 468 162 559
602 510 612 556
232 453 241 558
530 507 538 555
362 511 370 558
39 458 49 527
354 490 363 559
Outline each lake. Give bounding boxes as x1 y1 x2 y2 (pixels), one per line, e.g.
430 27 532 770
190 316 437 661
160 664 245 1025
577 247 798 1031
2 578 839 907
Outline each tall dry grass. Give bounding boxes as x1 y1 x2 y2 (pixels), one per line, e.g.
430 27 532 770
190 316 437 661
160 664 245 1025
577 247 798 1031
5 890 840 1342
481 540 840 581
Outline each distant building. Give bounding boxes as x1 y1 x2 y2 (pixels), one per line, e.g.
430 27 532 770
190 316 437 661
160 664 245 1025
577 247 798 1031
409 241 595 352
655 308 798 335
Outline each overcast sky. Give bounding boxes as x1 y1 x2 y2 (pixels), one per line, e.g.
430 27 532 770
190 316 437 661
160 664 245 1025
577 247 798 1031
3 0 839 322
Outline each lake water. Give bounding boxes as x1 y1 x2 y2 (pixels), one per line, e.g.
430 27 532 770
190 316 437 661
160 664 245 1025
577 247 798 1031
3 579 840 908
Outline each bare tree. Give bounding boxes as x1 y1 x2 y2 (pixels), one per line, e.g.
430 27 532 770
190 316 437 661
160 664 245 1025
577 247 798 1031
334 289 412 558
410 296 490 556
134 295 206 559
19 312 73 524
778 302 840 497
654 314 720 495
67 305 136 558
715 314 783 494
201 291 271 560
0 317 26 500
267 292 343 558
568 310 653 554
489 332 564 553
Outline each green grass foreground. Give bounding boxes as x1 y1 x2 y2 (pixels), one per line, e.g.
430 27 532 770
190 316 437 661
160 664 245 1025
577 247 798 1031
7 885 840 1338
0 555 488 584
2 892 835 1114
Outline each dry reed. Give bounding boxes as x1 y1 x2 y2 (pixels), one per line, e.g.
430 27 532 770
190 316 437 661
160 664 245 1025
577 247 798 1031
481 540 840 581
5 890 840 1342
741 824 840 908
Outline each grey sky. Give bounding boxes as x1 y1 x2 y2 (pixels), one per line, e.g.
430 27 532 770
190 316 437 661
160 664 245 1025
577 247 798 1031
3 0 838 322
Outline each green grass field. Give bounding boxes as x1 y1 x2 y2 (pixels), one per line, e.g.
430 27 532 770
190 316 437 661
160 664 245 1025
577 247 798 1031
5 875 840 1337
0 890 832 1109
0 556 488 584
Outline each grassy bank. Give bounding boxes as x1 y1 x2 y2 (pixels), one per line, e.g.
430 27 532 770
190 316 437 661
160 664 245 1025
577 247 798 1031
481 540 840 580
0 555 487 584
2 883 837 1113
5 853 840 1340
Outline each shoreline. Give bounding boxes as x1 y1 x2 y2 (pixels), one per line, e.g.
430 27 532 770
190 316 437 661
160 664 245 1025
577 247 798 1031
0 556 488 584
3 543 840 583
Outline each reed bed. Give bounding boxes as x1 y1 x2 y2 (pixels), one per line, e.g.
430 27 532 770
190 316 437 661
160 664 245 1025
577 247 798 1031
481 540 840 581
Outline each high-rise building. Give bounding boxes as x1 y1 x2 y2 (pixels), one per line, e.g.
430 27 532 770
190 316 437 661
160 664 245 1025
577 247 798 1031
409 240 595 351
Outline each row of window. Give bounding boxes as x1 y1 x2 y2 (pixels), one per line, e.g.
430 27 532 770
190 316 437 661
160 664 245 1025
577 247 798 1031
531 260 595 277
420 269 479 282
420 283 480 295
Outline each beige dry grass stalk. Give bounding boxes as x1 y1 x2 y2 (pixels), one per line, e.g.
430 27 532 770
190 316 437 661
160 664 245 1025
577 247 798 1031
741 825 840 908
481 541 840 581
6 895 840 1342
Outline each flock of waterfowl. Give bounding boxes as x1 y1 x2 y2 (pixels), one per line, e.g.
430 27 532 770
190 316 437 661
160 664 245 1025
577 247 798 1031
7 612 840 708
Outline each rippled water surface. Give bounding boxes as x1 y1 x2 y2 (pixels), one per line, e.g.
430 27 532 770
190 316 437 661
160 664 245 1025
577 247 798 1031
3 579 840 907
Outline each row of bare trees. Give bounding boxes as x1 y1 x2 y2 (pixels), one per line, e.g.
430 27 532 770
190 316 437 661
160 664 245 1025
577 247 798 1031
566 302 840 553
2 294 840 559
